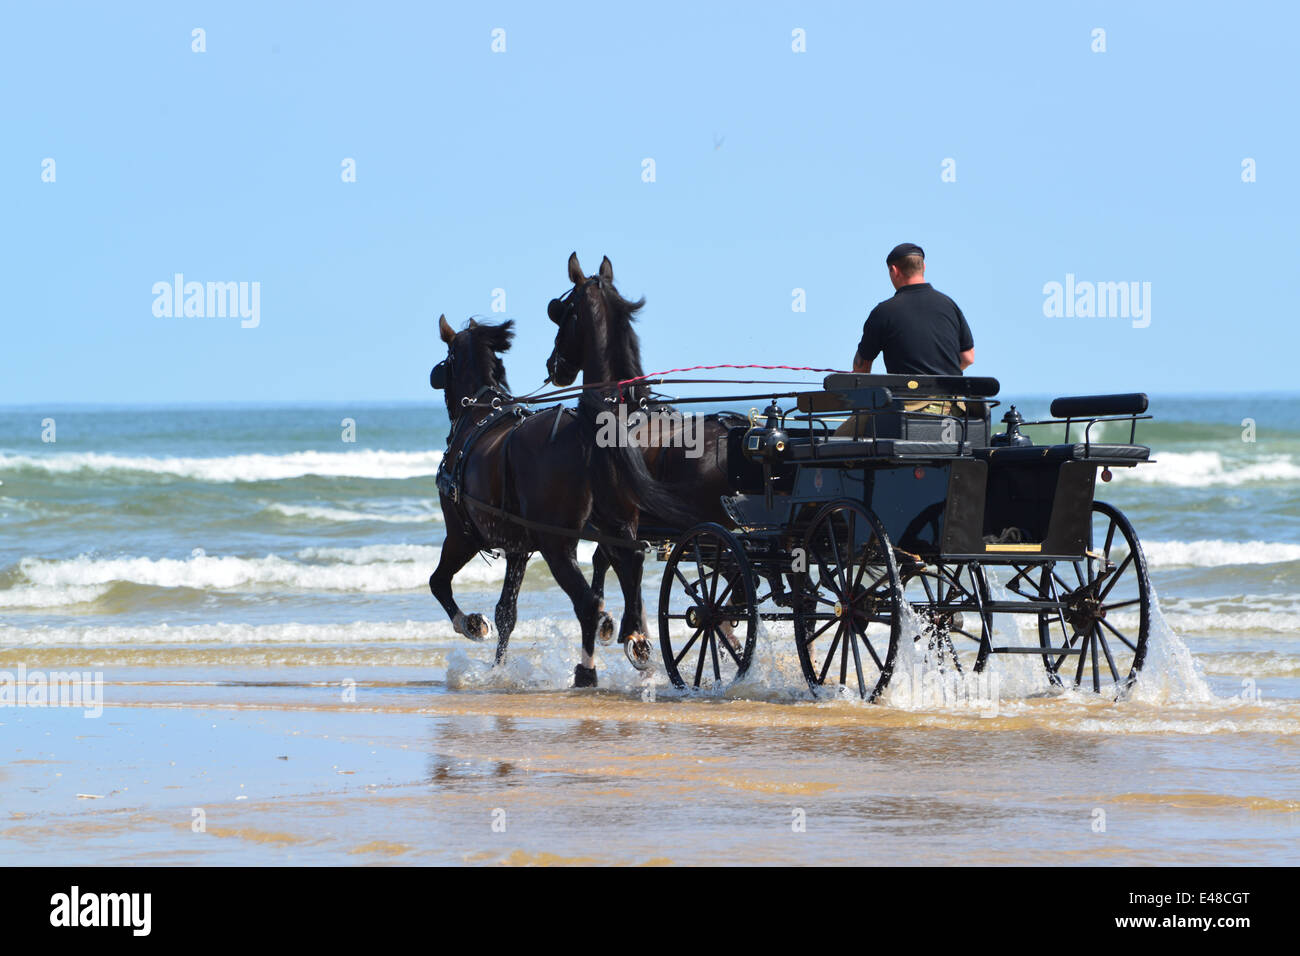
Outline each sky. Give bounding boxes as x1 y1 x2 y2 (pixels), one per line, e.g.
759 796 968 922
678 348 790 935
3 1 1297 405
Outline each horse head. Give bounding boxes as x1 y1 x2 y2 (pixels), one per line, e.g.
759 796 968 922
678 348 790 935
545 252 646 396
433 314 514 420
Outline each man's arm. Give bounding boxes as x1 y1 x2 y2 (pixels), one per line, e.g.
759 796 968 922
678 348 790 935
854 308 883 373
954 302 974 371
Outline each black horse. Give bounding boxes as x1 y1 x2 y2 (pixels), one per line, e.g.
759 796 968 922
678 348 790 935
545 253 738 608
428 313 682 686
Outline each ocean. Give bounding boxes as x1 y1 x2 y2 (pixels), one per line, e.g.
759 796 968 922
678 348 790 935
1 395 1298 864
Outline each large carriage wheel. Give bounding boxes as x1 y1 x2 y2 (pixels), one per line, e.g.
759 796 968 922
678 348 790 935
900 563 992 676
658 523 758 691
1036 500 1151 695
793 500 902 701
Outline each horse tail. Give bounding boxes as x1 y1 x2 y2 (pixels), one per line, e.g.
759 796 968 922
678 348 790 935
578 394 695 531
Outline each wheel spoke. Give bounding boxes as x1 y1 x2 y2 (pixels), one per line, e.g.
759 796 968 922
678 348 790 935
674 627 703 667
1098 553 1134 602
714 626 743 668
1094 624 1120 684
810 616 839 641
818 627 844 684
693 621 710 687
1098 616 1138 653
848 620 867 696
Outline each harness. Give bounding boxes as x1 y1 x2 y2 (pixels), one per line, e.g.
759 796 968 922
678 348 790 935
436 386 531 535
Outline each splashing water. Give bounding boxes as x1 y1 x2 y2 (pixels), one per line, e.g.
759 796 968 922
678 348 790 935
1127 585 1214 704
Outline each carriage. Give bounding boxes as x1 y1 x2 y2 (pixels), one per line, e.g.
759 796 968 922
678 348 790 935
651 373 1154 701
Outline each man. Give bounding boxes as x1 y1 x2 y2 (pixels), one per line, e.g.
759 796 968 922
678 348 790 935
837 243 974 434
851 243 974 376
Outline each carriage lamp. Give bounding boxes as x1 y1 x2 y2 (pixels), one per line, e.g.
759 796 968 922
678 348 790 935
992 405 1032 448
742 399 788 464
1101 467 1113 482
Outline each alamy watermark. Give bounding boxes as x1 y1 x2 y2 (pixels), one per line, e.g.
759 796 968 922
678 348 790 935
889 668 1001 716
1042 274 1151 328
152 274 260 328
595 405 705 459
0 665 103 718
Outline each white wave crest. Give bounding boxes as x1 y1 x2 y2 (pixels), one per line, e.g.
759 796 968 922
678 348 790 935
0 619 454 646
3 548 501 602
1117 450 1300 487
0 449 443 482
1142 539 1300 568
268 502 442 524
0 542 603 607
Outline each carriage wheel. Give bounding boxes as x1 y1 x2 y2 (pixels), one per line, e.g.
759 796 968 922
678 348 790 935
1036 501 1151 696
900 564 992 676
658 523 758 691
793 500 902 701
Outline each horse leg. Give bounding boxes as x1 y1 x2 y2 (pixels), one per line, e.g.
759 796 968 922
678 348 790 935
590 545 616 645
602 537 653 670
493 552 529 665
539 545 606 688
429 533 491 641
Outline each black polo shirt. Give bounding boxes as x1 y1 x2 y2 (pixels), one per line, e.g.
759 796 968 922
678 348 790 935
857 283 973 376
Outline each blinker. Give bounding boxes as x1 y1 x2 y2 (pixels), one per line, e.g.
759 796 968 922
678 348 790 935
547 298 567 324
430 360 448 390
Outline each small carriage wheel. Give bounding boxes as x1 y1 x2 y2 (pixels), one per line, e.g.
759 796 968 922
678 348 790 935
657 523 759 692
1035 500 1151 696
793 500 902 702
900 564 992 676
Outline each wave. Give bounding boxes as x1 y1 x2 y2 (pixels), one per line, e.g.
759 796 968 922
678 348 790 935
1142 539 1300 568
1116 450 1300 487
266 502 441 524
0 449 443 482
0 542 603 608
1 549 488 604
0 619 454 646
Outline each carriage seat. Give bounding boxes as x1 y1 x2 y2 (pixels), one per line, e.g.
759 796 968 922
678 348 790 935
973 443 1150 463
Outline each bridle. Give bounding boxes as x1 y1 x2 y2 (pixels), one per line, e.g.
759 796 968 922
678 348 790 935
430 337 512 423
547 277 599 386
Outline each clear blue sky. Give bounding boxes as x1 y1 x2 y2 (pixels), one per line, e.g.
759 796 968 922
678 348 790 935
3 1 1296 405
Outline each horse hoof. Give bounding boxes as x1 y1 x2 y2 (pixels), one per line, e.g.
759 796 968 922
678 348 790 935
624 636 653 672
597 612 615 646
574 664 598 688
454 612 490 642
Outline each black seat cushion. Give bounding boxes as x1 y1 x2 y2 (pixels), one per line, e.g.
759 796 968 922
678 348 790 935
973 443 1150 463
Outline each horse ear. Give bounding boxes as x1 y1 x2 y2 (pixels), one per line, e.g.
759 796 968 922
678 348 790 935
599 256 613 282
438 314 454 344
468 317 478 329
568 251 584 286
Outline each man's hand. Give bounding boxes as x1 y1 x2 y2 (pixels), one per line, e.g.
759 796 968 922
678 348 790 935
852 350 872 374
959 348 975 370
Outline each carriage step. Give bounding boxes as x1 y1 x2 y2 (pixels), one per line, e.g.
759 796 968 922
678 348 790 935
990 645 1083 655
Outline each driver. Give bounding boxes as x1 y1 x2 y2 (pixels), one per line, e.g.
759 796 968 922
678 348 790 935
837 243 974 433
851 243 974 377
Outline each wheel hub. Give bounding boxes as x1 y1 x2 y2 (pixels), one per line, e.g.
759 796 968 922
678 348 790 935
1063 585 1107 634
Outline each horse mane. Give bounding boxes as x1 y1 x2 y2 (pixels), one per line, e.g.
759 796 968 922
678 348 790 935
593 277 647 382
470 319 513 391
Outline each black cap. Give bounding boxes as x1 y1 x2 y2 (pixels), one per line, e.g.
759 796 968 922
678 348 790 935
886 242 925 265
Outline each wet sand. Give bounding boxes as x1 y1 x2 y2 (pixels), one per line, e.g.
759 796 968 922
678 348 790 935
4 654 1298 866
